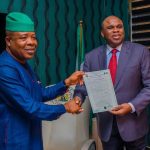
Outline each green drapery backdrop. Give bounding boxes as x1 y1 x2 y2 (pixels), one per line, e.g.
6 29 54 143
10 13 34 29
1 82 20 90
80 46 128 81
2 0 150 146
0 0 129 85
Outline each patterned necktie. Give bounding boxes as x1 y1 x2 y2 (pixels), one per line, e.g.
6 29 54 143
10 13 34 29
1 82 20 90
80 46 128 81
109 49 118 85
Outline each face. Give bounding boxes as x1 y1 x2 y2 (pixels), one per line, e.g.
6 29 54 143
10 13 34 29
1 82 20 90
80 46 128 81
101 16 125 48
6 32 37 64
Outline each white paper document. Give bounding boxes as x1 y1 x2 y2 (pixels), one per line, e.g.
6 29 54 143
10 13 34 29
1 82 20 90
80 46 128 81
83 70 118 113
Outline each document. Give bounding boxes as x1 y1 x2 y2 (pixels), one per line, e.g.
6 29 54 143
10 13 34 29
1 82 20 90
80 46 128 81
83 70 118 113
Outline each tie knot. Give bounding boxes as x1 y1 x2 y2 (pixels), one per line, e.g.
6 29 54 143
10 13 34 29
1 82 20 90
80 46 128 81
111 49 117 54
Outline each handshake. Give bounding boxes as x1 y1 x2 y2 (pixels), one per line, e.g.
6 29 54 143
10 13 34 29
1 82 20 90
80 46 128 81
64 97 83 114
63 71 84 114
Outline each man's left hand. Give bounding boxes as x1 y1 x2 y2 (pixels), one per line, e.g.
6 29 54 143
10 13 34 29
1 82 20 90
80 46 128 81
109 103 132 116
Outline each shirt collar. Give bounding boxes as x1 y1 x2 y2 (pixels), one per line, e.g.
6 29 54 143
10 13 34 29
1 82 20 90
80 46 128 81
106 44 122 55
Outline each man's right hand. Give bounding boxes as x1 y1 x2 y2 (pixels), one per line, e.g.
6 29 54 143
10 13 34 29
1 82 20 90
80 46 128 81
64 99 83 114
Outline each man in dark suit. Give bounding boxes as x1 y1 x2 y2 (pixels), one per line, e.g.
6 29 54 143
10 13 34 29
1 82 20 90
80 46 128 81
74 16 150 150
0 12 84 150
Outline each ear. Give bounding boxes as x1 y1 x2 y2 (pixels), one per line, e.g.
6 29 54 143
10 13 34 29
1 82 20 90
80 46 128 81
101 30 104 38
5 36 11 46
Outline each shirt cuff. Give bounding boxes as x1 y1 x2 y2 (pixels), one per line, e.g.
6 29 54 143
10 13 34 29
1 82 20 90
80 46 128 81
128 102 135 113
63 80 69 89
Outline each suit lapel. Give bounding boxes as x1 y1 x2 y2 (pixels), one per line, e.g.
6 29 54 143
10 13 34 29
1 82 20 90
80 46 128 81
98 45 107 70
114 42 131 89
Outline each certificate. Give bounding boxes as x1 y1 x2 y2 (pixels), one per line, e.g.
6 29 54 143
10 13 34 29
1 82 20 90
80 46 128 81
83 70 118 113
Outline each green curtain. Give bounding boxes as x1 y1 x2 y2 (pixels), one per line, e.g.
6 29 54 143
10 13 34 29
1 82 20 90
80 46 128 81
0 0 129 85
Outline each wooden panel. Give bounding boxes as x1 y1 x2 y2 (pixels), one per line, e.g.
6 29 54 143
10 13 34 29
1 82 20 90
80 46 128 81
130 0 150 49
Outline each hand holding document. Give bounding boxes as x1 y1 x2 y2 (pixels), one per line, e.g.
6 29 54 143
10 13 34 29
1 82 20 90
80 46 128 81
83 70 118 113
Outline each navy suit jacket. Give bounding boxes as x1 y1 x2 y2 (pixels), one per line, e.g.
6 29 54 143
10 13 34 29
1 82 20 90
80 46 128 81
74 41 150 142
0 51 67 150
